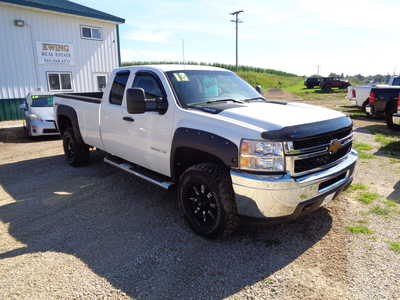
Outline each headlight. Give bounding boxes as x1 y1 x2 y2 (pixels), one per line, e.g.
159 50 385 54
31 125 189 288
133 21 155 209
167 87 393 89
240 139 285 172
28 113 42 121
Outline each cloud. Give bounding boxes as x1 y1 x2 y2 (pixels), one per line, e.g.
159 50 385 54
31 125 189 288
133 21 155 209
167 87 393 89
121 48 180 62
124 29 172 43
299 0 400 29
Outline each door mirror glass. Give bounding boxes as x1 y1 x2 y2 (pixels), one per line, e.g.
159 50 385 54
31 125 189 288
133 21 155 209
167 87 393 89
126 88 146 114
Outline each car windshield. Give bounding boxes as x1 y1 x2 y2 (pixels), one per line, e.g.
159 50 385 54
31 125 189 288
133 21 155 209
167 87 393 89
31 95 54 107
166 70 261 106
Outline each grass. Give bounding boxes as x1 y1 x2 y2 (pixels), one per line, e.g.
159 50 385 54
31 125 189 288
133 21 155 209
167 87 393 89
346 225 373 234
383 200 398 207
356 219 369 224
353 143 373 152
237 71 301 90
389 242 400 253
284 80 347 100
356 192 380 204
374 133 400 156
348 184 368 192
358 152 376 159
353 143 376 159
369 206 391 215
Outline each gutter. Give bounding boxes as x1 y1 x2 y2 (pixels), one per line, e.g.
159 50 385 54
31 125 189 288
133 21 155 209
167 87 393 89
116 24 121 67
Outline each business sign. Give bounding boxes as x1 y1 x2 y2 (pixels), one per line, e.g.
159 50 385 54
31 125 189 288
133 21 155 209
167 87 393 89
37 42 74 65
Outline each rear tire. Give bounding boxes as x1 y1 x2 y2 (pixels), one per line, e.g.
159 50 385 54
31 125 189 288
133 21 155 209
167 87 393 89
62 128 90 167
178 163 239 239
385 105 400 130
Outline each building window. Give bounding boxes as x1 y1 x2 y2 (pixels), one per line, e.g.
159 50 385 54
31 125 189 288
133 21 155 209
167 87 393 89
96 75 107 91
47 72 72 91
80 25 102 40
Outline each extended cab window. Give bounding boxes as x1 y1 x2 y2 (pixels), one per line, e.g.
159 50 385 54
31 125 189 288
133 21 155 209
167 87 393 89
109 71 130 105
132 73 163 100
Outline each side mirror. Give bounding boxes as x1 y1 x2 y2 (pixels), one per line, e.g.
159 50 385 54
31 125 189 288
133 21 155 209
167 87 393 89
126 88 146 114
19 103 27 111
255 85 263 95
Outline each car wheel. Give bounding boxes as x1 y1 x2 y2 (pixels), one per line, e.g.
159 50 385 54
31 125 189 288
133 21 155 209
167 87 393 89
178 163 239 239
62 128 90 167
322 85 331 92
385 105 400 130
362 100 369 114
26 122 32 137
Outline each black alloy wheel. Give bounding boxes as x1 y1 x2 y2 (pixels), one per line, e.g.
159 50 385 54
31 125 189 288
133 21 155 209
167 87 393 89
178 163 238 238
181 181 221 234
62 128 90 167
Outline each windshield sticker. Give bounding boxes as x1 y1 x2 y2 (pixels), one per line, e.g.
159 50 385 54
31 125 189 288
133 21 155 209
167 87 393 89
173 72 189 82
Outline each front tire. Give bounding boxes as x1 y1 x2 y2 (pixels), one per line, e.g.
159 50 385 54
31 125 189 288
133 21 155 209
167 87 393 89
62 128 90 166
178 163 238 239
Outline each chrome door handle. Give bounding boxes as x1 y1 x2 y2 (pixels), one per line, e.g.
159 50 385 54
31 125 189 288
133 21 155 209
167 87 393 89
123 116 134 122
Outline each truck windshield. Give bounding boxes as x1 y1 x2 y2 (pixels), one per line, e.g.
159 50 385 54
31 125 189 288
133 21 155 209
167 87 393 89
166 70 261 106
31 95 54 107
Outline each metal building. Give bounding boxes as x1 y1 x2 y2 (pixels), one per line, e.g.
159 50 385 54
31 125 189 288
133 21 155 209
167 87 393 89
0 0 125 121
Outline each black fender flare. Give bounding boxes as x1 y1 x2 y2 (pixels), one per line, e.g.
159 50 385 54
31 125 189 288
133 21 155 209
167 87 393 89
56 104 85 145
170 127 239 178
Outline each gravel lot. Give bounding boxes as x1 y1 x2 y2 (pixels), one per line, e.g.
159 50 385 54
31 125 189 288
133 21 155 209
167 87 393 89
0 94 399 299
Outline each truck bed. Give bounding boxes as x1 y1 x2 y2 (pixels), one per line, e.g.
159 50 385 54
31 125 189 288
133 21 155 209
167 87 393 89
56 92 103 103
54 92 103 148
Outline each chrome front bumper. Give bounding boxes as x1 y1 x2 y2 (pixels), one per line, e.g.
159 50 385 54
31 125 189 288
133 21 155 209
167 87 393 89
230 150 357 219
30 119 59 136
393 113 400 125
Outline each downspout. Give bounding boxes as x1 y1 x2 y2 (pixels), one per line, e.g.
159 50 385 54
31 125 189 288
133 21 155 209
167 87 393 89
116 24 121 67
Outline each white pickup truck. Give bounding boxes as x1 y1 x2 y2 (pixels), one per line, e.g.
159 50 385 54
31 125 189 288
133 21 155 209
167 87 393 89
347 76 400 110
54 65 357 238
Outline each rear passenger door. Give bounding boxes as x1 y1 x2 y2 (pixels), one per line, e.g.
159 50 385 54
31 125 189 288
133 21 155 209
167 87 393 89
100 71 130 157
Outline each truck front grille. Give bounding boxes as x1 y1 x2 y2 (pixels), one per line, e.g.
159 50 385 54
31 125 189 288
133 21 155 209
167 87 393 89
293 127 352 149
294 142 352 173
285 128 353 177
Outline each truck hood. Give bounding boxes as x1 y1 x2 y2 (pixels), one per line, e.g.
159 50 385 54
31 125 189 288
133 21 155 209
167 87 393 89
218 101 345 131
30 107 56 121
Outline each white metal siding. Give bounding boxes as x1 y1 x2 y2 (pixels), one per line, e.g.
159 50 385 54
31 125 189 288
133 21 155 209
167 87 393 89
0 3 119 99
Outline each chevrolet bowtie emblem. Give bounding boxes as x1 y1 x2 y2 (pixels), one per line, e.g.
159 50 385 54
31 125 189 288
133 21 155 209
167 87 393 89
328 139 342 154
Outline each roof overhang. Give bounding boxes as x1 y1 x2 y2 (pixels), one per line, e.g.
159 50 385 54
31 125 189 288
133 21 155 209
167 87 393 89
0 0 125 24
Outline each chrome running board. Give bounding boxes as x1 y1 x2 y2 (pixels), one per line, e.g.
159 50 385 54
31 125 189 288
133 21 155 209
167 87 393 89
104 156 174 190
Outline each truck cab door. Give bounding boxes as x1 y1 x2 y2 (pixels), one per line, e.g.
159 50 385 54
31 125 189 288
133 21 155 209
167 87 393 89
99 71 130 157
120 71 174 176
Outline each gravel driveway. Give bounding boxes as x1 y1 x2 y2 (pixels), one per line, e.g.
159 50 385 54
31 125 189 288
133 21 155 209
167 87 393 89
0 93 399 300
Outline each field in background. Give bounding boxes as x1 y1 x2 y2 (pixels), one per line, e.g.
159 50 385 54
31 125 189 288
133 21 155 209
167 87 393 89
122 61 348 101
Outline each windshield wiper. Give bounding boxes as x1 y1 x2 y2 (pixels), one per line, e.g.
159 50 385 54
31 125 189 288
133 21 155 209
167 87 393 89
242 96 266 102
189 98 245 106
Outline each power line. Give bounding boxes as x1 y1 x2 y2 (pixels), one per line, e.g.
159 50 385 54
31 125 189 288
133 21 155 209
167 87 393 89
230 10 243 71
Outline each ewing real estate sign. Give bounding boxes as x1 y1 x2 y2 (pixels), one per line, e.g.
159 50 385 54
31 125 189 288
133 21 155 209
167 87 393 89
37 42 74 65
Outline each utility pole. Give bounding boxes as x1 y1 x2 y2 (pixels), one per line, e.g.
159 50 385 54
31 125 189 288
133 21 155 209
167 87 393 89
317 64 320 76
230 10 243 71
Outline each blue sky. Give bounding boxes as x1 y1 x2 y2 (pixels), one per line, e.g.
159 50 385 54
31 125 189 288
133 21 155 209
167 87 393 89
76 0 400 76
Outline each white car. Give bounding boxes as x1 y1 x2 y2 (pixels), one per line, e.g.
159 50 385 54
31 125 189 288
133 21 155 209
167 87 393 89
54 65 357 238
20 92 59 136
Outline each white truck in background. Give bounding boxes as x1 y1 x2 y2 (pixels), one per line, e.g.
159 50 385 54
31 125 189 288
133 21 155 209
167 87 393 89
54 65 357 238
347 76 400 110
